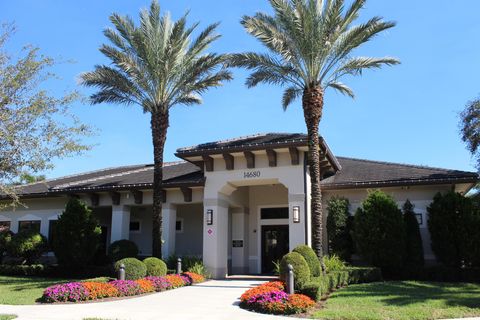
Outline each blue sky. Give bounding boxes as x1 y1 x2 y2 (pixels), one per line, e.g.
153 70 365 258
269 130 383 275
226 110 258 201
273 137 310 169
1 1 479 178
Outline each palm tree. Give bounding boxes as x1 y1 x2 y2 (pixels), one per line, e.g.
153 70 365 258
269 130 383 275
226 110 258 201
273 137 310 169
230 0 399 270
81 1 232 258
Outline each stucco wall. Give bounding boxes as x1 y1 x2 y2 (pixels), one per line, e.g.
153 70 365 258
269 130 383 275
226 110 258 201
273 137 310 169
175 203 203 257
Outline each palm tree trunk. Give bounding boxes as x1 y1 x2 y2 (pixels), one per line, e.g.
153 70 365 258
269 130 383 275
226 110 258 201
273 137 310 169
302 85 327 273
151 110 169 258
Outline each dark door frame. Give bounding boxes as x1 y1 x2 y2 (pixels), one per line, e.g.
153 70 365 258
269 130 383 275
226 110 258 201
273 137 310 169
261 224 289 274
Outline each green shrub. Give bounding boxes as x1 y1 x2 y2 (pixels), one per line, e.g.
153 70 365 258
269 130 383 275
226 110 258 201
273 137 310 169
187 261 211 278
344 266 383 284
427 191 480 267
166 255 202 271
323 254 346 272
299 267 382 301
53 198 101 269
108 240 139 262
7 230 47 264
143 257 167 276
327 197 354 261
403 200 424 272
354 190 406 274
0 263 46 276
279 252 311 289
292 245 321 277
0 231 13 263
114 257 146 280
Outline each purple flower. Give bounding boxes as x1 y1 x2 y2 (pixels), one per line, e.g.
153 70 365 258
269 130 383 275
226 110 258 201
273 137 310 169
145 276 171 291
43 282 89 302
109 280 142 296
247 290 289 305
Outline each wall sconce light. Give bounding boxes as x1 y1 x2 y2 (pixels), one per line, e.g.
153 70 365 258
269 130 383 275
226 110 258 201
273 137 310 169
293 206 300 223
206 209 213 225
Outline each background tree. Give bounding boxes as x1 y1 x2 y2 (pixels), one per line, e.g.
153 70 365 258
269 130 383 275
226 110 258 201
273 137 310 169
81 1 232 258
427 191 478 267
460 98 480 169
52 198 101 269
354 190 405 275
230 0 399 267
402 199 424 272
326 196 353 261
0 23 91 207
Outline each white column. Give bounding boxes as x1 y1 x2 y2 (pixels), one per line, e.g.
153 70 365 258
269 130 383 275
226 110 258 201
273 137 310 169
203 198 229 279
161 204 177 259
288 193 306 251
111 205 130 243
231 207 248 274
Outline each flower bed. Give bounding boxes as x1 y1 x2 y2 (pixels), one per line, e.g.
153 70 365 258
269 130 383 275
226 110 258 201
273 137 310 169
41 273 205 303
239 281 315 315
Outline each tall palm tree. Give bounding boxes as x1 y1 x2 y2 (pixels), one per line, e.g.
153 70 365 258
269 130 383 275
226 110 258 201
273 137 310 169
81 1 232 258
230 0 399 270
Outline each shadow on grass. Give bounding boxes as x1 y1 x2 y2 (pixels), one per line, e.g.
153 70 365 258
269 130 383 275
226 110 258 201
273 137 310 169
333 281 480 309
0 277 71 292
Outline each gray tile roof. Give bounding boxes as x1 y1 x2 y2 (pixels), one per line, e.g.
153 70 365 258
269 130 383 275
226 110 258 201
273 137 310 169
176 133 310 154
5 135 477 198
12 161 203 196
321 157 478 189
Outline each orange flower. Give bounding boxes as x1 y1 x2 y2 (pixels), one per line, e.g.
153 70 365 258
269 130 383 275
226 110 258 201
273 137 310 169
183 272 205 284
82 282 119 300
135 279 155 293
164 274 186 288
286 294 315 312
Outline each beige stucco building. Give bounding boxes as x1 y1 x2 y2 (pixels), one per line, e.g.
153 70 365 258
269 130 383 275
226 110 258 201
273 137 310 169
1 133 477 278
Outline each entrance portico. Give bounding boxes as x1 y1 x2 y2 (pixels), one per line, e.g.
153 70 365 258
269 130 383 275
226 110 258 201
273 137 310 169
175 134 339 278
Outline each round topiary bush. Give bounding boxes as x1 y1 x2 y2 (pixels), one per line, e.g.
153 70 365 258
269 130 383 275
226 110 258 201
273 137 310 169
7 230 47 264
279 252 311 289
292 245 321 277
143 257 167 276
108 240 139 262
114 257 147 280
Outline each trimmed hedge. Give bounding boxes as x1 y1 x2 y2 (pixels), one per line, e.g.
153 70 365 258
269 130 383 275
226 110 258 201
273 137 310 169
114 258 147 280
292 245 321 277
280 252 311 289
0 263 46 276
299 267 382 301
144 257 167 276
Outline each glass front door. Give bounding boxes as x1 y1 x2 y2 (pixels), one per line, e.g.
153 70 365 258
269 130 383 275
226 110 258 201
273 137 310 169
261 225 289 273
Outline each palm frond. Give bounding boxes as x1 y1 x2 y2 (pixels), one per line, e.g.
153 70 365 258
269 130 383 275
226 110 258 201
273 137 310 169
81 1 230 112
334 56 400 77
282 86 302 110
326 80 354 98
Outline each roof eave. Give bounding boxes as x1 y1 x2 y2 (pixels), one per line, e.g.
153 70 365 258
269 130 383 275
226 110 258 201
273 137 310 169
321 176 479 190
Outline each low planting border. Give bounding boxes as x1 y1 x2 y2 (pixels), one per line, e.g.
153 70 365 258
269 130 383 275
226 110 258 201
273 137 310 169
40 272 205 303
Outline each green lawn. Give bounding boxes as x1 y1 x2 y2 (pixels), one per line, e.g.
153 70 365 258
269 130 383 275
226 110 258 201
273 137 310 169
0 315 16 320
313 281 480 320
0 276 73 305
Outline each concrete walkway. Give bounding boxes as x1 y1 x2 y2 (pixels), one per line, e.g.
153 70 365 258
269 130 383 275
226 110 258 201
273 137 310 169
0 279 288 320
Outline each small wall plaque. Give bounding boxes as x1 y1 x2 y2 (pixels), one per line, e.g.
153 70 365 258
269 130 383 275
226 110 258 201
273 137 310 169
232 240 244 248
